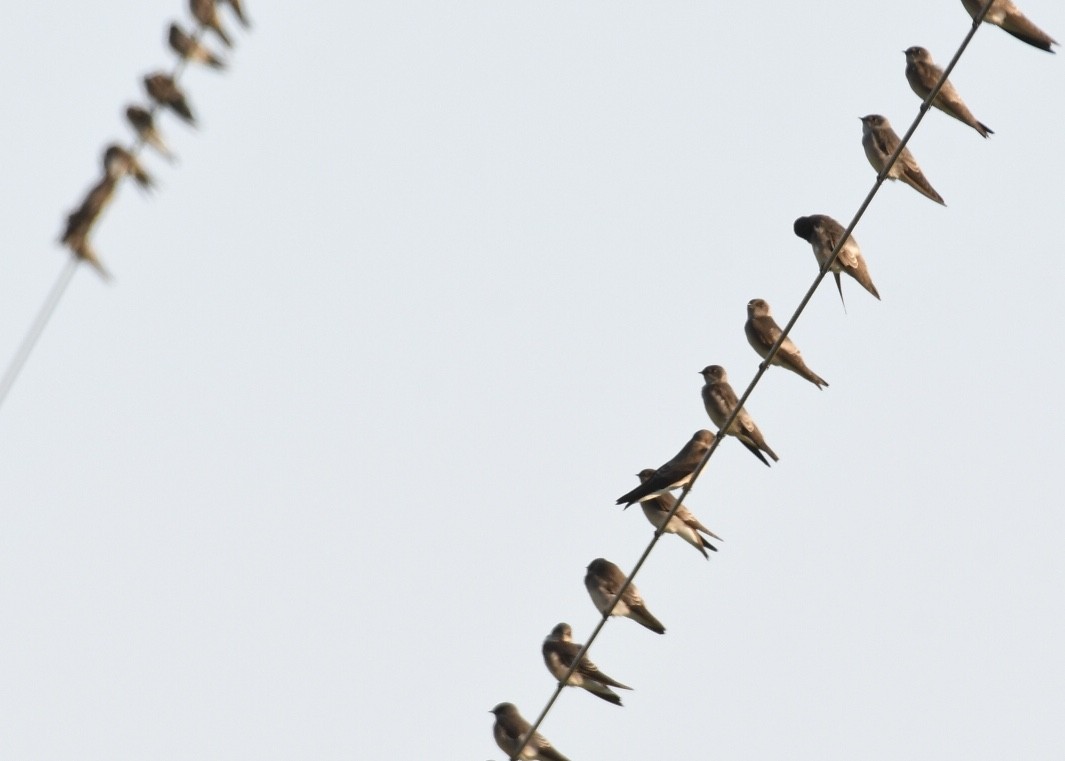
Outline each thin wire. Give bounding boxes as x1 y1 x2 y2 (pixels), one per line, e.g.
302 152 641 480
508 2 995 756
0 23 221 418
0 259 79 408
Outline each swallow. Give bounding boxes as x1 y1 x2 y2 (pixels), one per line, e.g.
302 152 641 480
190 0 233 47
615 430 715 505
125 106 176 162
793 214 880 307
585 558 665 634
904 46 992 137
860 114 946 205
103 144 155 192
490 703 571 761
220 0 251 28
961 0 1057 52
144 72 197 126
629 469 721 559
60 177 118 280
745 298 828 388
169 22 226 69
699 365 778 466
542 623 632 706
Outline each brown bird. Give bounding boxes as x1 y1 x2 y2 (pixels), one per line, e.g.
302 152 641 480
541 623 632 706
144 72 196 126
629 469 721 559
585 557 666 634
168 22 226 69
615 429 715 506
793 214 880 308
490 703 571 761
860 114 945 206
103 144 154 192
745 298 828 389
125 105 176 162
220 0 251 28
60 176 118 280
904 46 992 138
700 365 779 467
961 0 1057 53
190 0 233 48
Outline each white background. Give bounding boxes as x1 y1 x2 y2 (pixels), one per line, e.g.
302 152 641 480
1 2 1063 758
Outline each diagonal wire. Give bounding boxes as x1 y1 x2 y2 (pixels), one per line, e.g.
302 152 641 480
507 2 996 756
0 23 222 415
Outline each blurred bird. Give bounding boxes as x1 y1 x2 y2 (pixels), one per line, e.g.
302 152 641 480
793 214 880 307
541 623 632 706
615 429 715 505
490 703 571 761
745 298 828 388
961 0 1057 52
860 114 945 205
191 0 233 47
169 22 226 69
904 46 992 137
103 144 154 192
700 365 778 466
60 177 118 280
629 469 721 558
144 72 196 126
585 558 666 634
220 0 251 28
125 106 176 162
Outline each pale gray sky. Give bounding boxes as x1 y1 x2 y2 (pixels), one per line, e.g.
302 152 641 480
1 2 1063 759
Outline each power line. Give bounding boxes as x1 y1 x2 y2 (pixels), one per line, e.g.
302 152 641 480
508 2 997 756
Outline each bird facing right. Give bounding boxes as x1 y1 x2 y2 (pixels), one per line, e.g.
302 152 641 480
904 46 992 137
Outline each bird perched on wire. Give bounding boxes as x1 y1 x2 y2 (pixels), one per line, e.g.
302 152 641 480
860 114 946 206
541 622 632 706
792 214 880 308
220 0 251 28
144 72 197 126
585 557 666 634
103 144 155 192
628 469 721 559
700 365 779 467
169 22 226 69
490 703 571 761
904 46 992 138
60 177 118 280
745 298 828 389
125 106 176 162
615 429 715 506
190 0 233 47
961 0 1057 52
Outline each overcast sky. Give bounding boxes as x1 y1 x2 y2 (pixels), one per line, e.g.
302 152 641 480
1 2 1063 759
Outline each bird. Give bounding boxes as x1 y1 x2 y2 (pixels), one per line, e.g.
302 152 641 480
860 114 945 205
125 106 176 162
793 214 880 307
700 365 779 467
629 469 721 559
168 22 226 69
745 298 828 389
584 558 665 634
541 623 632 706
190 0 233 48
961 0 1057 52
615 430 715 505
220 0 251 28
60 177 118 280
490 703 571 761
904 46 992 137
103 144 154 192
144 73 197 126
